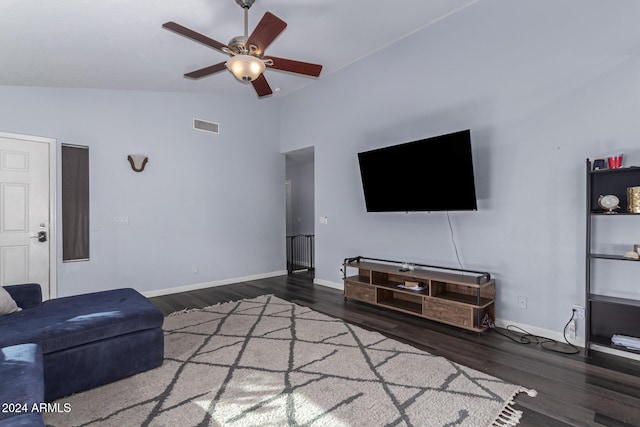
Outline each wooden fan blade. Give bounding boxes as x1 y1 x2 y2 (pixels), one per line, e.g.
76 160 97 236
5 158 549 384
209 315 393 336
162 21 228 54
251 74 273 98
264 56 322 77
246 12 287 56
184 62 227 79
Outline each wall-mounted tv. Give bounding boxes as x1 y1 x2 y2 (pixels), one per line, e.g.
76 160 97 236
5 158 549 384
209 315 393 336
357 129 477 212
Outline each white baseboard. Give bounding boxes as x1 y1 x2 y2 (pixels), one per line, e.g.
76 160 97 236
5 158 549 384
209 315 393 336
494 318 585 349
313 278 343 291
141 270 288 298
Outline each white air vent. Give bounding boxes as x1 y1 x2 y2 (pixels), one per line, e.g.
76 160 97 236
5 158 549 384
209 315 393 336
193 118 220 134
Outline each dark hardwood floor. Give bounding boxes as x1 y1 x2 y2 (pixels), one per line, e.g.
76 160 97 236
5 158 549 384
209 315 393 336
149 272 640 427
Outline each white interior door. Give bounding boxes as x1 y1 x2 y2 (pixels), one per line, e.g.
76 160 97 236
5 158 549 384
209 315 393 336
0 132 56 300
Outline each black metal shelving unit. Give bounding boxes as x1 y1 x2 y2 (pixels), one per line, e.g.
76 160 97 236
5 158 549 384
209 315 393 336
585 159 640 357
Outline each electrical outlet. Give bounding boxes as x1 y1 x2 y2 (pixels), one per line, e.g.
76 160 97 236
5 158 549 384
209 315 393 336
518 296 527 309
572 305 585 320
568 320 576 339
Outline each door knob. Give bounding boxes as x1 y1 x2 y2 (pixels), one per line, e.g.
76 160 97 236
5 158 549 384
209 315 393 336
30 231 47 243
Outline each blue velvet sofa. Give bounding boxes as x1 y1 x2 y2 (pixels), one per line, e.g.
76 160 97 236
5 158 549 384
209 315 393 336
0 284 164 410
0 343 45 426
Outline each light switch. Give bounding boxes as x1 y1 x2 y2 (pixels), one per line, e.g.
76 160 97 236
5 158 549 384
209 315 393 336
114 216 129 225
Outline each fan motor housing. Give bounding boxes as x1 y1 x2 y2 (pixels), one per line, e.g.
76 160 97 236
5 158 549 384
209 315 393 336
236 0 255 9
228 36 250 54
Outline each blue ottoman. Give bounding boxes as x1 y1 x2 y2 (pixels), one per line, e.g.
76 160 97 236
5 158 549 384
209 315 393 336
0 286 164 401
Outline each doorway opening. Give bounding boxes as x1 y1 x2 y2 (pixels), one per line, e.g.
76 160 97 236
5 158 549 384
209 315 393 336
284 147 314 278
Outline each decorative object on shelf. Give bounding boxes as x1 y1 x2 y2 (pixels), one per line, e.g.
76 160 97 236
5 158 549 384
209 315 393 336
597 194 620 213
607 154 623 169
127 154 149 172
623 251 640 260
627 186 640 213
634 244 640 255
612 334 640 350
399 262 414 272
397 284 426 291
398 281 425 291
592 158 606 170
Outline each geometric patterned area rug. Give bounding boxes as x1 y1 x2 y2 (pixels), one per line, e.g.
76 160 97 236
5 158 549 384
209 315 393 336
44 295 535 427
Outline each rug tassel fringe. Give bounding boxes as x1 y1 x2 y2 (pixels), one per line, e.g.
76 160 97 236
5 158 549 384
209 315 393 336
491 388 537 427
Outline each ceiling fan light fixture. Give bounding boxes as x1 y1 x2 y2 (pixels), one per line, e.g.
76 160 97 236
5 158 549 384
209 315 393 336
163 4 322 98
226 55 265 82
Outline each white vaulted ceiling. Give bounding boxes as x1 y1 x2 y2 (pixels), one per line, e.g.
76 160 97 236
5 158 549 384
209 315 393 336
0 0 477 98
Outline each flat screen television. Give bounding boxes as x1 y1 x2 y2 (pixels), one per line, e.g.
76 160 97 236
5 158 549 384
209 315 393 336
357 129 477 212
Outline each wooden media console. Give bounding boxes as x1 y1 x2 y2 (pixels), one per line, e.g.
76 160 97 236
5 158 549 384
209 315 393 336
343 257 495 332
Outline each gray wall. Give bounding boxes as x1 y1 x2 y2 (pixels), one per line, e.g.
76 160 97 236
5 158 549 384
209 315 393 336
279 0 640 338
0 87 285 297
2 0 640 341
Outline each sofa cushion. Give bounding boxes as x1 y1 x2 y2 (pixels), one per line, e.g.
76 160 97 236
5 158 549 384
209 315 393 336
0 413 45 427
0 344 44 422
0 288 21 316
3 284 42 310
0 288 163 353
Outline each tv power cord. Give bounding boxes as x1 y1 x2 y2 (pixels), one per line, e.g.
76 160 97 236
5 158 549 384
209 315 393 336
482 310 580 355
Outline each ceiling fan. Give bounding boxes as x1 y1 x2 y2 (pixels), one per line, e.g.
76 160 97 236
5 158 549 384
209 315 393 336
162 0 323 98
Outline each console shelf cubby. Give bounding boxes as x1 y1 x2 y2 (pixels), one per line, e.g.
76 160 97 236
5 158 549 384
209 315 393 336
343 258 495 332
